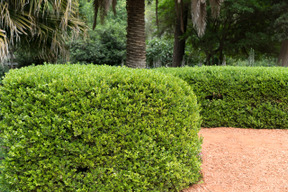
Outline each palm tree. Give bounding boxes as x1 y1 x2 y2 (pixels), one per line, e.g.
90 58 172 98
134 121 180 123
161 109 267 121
93 0 146 68
0 0 85 63
125 0 146 68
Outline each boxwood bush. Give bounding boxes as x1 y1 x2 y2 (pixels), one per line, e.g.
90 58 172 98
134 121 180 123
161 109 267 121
0 64 202 191
156 66 288 129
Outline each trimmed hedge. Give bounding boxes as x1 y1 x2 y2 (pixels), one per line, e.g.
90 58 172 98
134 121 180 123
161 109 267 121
156 66 288 129
0 64 202 191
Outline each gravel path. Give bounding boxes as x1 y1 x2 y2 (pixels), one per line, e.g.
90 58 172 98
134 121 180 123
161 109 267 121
183 127 288 192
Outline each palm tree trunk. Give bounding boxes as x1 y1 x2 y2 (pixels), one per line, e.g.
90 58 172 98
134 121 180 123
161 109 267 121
126 0 146 68
278 39 288 67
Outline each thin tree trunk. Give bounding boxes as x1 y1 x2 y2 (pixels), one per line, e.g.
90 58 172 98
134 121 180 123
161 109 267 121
219 45 224 65
205 52 211 65
172 3 188 67
126 0 146 68
278 39 288 67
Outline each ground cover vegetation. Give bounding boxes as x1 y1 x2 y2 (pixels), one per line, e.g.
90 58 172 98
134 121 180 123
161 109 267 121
156 66 288 129
0 64 202 191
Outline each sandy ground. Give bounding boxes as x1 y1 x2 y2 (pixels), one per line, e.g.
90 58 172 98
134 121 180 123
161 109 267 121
183 127 288 192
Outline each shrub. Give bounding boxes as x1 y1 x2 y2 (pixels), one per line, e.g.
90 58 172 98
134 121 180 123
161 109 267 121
146 38 173 68
226 57 279 67
156 66 288 129
0 64 202 191
69 24 126 66
13 50 48 67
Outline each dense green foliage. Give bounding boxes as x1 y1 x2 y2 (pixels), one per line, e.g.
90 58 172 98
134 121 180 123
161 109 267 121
146 37 205 67
186 0 279 64
69 24 126 66
13 51 48 68
156 66 288 129
146 38 173 68
227 57 278 67
271 1 288 42
0 64 202 191
68 0 127 66
152 0 283 66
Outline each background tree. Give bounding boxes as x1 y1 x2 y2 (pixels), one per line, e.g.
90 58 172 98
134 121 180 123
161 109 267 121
271 1 288 66
172 0 189 67
151 0 287 66
186 0 278 65
156 0 223 67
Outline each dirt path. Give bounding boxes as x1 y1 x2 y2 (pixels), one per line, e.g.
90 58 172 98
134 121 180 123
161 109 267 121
183 128 288 192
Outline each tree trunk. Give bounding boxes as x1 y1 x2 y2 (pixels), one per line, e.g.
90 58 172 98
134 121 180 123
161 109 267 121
126 0 146 68
278 39 288 67
205 52 211 65
219 43 224 65
172 3 188 67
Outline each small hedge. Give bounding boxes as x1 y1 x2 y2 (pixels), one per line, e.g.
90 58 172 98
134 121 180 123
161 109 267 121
0 64 202 191
156 66 288 129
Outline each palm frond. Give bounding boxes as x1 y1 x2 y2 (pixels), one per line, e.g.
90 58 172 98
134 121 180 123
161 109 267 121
0 2 29 40
198 0 207 36
191 0 200 26
0 2 33 61
0 29 8 63
92 0 117 29
0 0 87 62
191 0 207 37
209 0 223 18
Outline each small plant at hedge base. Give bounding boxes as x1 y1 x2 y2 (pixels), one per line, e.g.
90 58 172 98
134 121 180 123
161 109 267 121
0 64 202 191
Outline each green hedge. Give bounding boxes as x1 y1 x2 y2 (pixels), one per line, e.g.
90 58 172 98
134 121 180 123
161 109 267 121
156 66 288 129
0 64 202 191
